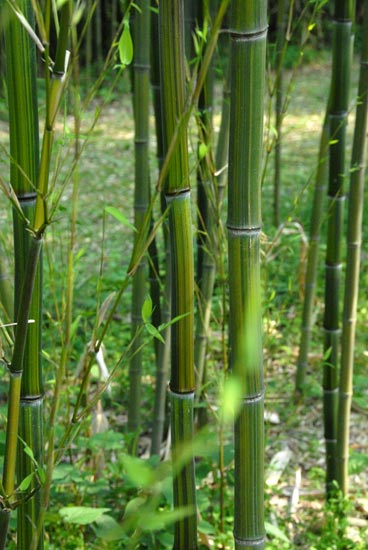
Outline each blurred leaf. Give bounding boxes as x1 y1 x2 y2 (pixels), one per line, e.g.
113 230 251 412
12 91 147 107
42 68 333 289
142 296 152 323
265 521 289 542
122 455 155 488
59 506 110 525
93 514 126 541
119 24 133 66
146 323 165 344
105 206 136 232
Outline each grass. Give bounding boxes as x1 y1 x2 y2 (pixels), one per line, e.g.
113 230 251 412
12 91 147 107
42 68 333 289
0 52 367 548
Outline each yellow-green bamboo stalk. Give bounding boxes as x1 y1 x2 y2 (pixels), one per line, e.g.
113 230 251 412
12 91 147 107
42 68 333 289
336 2 368 495
228 2 267 548
322 0 354 492
127 0 151 452
159 0 197 546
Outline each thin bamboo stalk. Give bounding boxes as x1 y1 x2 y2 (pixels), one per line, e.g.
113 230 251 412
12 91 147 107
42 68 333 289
322 0 354 492
273 0 288 227
0 255 13 324
127 0 151 451
336 2 368 495
159 0 197 546
150 1 171 456
228 2 267 549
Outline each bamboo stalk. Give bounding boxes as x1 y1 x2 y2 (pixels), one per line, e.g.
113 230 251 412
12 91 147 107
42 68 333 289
273 0 288 227
322 0 354 492
150 1 171 456
2 2 43 547
127 0 151 452
336 2 368 495
228 2 267 548
159 0 197 546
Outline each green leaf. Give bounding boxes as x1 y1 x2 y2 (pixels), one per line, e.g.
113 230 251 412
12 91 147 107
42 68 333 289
265 521 290 542
119 24 133 66
146 323 165 344
124 496 146 518
18 472 35 491
142 296 152 323
199 142 208 160
93 514 126 541
122 455 155 488
105 206 136 232
37 465 46 484
59 506 110 525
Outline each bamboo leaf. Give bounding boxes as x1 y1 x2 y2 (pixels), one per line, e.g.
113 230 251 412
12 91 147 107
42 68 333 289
199 142 208 160
105 206 136 232
141 296 152 323
59 506 110 525
119 24 133 66
146 323 165 344
18 472 35 492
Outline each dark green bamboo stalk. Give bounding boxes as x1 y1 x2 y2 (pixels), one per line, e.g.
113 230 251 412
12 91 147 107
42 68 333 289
295 114 329 394
2 2 42 547
149 1 171 456
127 0 151 452
159 1 197 547
336 2 368 495
322 0 354 492
194 1 215 428
228 3 267 549
273 0 288 227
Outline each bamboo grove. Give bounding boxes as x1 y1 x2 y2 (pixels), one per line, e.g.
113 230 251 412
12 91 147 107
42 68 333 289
0 1 367 549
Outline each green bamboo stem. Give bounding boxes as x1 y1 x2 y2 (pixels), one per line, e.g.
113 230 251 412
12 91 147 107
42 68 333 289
295 114 329 394
194 1 215 428
150 2 171 456
159 0 197 546
2 2 43 547
31 33 82 549
336 2 368 495
0 255 13 324
194 27 230 413
322 0 354 491
228 2 267 549
273 0 288 227
127 0 151 450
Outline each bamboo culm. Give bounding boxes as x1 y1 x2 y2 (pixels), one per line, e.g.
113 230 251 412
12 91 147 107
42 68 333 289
336 1 368 495
127 0 151 451
159 1 197 546
228 2 267 548
322 0 354 492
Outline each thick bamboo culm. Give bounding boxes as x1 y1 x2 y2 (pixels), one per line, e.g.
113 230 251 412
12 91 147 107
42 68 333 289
337 2 368 495
159 1 197 547
228 3 267 549
322 0 354 491
2 2 43 547
127 0 151 450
